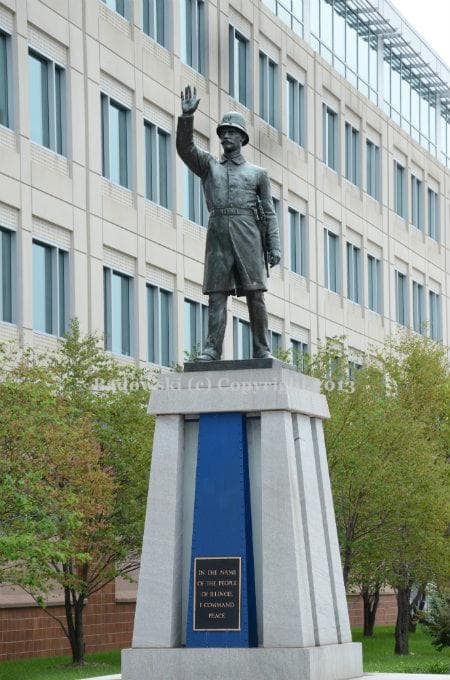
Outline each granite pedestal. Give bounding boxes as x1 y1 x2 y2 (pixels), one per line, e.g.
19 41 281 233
122 360 363 680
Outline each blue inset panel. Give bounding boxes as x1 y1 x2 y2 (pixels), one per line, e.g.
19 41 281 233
186 412 257 647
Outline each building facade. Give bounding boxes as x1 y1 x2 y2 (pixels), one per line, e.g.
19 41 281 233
0 0 449 659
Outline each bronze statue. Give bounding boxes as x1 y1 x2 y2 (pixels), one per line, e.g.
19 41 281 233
177 85 281 361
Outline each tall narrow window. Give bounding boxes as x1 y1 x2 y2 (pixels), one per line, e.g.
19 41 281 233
411 174 423 229
412 281 425 334
259 52 278 127
286 75 304 146
289 208 307 276
229 26 249 107
184 168 208 226
291 339 308 372
147 284 173 366
394 161 406 218
29 50 65 155
0 227 13 323
323 104 338 171
33 241 69 336
324 228 339 293
346 242 361 304
102 0 126 17
184 298 208 357
182 0 205 75
143 0 166 46
429 290 441 341
104 267 132 356
233 317 252 359
101 94 130 188
345 123 359 186
145 121 170 208
428 188 439 241
395 270 407 326
269 330 281 354
0 31 11 128
367 254 381 314
366 140 380 200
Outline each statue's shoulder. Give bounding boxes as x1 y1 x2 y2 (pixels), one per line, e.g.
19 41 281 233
245 160 266 173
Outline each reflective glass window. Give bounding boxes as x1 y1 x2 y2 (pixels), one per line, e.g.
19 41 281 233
366 139 380 201
429 291 441 341
411 175 423 230
233 317 252 359
147 283 173 366
346 242 361 304
286 75 304 146
33 241 68 336
324 228 339 293
229 27 249 107
183 0 205 75
143 0 166 46
289 208 307 276
0 31 10 128
395 271 407 326
428 188 439 241
367 254 381 314
101 94 130 188
0 227 13 323
412 281 425 335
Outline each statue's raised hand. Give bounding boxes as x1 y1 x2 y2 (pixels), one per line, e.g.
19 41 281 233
181 85 200 115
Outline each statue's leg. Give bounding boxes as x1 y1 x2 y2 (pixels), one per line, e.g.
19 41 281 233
199 292 228 361
246 290 271 358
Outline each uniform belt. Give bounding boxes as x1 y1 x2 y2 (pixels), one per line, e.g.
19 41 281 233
210 207 256 216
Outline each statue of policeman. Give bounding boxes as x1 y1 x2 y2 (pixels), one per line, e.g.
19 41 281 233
176 85 281 361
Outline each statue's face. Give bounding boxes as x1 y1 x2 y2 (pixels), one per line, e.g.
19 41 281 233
219 126 245 154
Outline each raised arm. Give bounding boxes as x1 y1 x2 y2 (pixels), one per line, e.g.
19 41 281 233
258 170 281 267
176 85 211 177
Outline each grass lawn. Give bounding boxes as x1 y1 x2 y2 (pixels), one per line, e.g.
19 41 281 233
0 649 120 680
1 625 449 678
353 624 450 674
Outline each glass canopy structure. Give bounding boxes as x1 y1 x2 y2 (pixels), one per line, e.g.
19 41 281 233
262 0 450 168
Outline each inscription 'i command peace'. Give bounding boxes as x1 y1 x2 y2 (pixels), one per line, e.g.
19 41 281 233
193 557 241 631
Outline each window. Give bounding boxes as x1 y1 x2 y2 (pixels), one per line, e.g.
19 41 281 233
286 75 304 146
182 0 206 75
184 168 208 226
324 228 339 293
101 94 131 188
395 270 407 326
143 0 166 46
233 317 252 359
291 339 308 372
289 208 307 276
411 174 423 229
269 330 281 354
0 227 14 323
348 360 362 381
367 254 381 314
144 121 170 208
346 242 361 304
104 267 132 356
0 31 11 128
28 50 65 155
429 290 441 341
323 104 338 171
259 52 278 127
394 161 406 218
412 281 425 335
428 188 439 241
102 0 126 17
229 26 249 107
366 140 380 200
184 298 208 357
262 0 303 37
33 241 69 336
345 123 359 185
147 284 173 366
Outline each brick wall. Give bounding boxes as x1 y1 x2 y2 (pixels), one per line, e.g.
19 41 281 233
347 592 398 628
0 585 397 661
0 582 135 661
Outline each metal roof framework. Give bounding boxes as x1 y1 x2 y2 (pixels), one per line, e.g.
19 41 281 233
332 0 450 103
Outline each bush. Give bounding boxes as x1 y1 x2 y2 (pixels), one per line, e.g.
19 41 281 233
421 591 450 652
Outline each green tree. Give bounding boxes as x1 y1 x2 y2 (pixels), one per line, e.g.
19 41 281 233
0 322 155 665
309 335 449 652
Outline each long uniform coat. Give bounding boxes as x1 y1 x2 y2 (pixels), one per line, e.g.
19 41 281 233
176 114 280 297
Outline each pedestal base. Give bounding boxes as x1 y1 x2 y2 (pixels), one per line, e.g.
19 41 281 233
122 642 362 680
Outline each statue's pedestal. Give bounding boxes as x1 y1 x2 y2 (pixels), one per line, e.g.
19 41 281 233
122 361 363 680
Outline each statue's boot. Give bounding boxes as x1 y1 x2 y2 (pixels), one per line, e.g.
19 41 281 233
197 292 227 361
246 290 272 359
